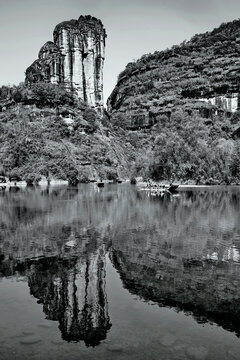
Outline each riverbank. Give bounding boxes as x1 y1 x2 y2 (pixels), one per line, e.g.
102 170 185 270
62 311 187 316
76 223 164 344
1 178 240 189
136 180 240 189
0 179 69 188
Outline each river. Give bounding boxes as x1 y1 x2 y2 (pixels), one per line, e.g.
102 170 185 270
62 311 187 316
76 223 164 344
0 184 240 359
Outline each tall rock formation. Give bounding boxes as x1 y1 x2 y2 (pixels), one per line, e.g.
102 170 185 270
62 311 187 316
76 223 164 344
25 15 106 111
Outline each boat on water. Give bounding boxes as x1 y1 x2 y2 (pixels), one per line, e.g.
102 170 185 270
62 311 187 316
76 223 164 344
168 184 179 193
0 176 6 183
148 188 167 197
140 182 179 195
97 182 104 188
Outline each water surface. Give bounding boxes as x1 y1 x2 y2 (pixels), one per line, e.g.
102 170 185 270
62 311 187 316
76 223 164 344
0 184 240 359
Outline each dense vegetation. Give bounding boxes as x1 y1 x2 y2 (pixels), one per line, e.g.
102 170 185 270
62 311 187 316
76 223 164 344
1 19 240 185
107 19 240 184
148 111 240 184
0 85 240 185
111 110 239 185
0 83 135 184
108 19 240 125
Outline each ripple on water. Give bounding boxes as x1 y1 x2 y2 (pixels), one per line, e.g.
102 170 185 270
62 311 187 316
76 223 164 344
20 336 42 345
37 322 52 329
22 330 35 336
185 346 208 360
51 339 65 345
159 333 178 346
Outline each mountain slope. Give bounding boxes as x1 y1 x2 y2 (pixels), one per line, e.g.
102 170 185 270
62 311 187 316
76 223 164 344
108 19 240 129
0 102 136 183
106 19 240 184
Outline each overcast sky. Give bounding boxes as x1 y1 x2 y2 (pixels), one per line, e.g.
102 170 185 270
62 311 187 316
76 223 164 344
1 0 240 103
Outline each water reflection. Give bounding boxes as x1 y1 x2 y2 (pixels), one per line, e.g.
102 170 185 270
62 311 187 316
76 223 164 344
27 242 111 346
0 239 111 346
1 185 240 347
110 188 240 336
0 206 113 346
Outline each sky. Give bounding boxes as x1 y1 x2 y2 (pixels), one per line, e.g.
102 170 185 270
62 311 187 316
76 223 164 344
1 0 240 103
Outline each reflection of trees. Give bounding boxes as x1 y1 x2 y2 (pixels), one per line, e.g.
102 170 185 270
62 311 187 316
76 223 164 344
1 186 240 340
110 188 240 336
111 246 240 335
0 185 121 260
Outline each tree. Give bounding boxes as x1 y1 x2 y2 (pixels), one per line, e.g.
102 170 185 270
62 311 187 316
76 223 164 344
83 108 99 132
111 113 128 129
230 142 240 180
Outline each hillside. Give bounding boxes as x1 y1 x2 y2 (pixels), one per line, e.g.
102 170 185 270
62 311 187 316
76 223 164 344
0 83 136 184
106 19 240 184
108 19 240 127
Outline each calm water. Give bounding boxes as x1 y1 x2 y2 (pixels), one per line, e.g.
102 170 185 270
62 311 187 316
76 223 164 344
1 184 240 360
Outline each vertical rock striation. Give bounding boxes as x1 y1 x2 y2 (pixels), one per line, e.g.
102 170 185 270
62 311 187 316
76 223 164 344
25 15 106 111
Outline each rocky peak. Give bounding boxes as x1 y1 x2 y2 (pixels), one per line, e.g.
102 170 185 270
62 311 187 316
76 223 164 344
53 15 106 42
25 15 106 112
38 41 60 59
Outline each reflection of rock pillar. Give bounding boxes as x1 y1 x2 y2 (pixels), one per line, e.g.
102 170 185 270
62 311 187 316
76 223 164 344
60 243 111 346
26 242 111 345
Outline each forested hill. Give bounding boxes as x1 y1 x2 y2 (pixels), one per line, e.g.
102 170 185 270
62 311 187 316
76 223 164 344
106 18 240 184
0 83 136 184
108 19 240 127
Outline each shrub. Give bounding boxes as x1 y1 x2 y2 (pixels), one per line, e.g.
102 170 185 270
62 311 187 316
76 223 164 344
66 166 79 186
30 82 75 108
231 111 240 125
83 108 99 132
49 117 70 138
24 173 41 185
78 169 90 183
0 166 6 177
111 113 128 128
106 168 118 181
7 170 23 182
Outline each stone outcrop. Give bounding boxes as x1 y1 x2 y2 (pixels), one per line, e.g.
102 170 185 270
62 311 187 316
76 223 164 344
199 93 239 113
25 15 106 111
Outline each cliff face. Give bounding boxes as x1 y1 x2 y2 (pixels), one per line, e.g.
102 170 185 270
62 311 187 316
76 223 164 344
25 16 106 111
108 19 240 128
